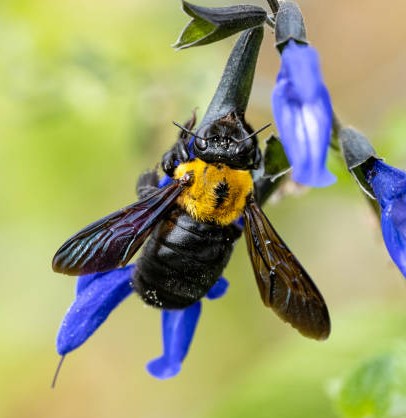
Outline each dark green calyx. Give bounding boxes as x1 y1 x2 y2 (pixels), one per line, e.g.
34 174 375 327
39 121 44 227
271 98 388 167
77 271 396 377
174 1 267 50
275 1 307 51
266 0 280 14
199 26 264 127
338 127 378 170
338 127 380 198
350 162 376 199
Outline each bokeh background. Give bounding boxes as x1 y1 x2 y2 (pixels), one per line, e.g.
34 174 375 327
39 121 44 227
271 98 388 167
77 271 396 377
2 0 406 417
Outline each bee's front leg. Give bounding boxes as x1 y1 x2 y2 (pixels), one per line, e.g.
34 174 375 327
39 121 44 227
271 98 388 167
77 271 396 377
161 111 197 177
136 169 160 199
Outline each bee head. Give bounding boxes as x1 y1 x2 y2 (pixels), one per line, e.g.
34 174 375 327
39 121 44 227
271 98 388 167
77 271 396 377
192 113 269 170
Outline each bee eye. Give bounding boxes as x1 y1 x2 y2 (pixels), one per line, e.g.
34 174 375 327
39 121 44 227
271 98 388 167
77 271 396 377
195 137 208 151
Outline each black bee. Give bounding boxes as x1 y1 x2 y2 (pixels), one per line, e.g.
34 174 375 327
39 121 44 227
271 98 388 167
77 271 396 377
52 111 330 340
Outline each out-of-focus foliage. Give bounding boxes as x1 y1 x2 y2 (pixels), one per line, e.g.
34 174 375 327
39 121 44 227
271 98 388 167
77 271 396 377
331 345 406 418
204 309 406 418
0 0 220 225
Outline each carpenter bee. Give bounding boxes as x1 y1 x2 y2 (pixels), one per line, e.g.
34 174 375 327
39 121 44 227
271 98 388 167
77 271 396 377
53 111 330 340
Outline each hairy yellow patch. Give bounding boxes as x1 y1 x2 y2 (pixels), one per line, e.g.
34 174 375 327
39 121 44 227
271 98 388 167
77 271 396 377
174 158 253 226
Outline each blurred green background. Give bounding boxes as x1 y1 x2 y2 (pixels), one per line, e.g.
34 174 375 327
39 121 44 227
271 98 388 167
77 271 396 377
1 0 406 417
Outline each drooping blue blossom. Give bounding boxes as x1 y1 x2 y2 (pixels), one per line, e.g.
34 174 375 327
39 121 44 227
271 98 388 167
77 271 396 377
56 263 229 378
147 277 229 379
364 159 406 278
147 302 202 379
272 40 336 187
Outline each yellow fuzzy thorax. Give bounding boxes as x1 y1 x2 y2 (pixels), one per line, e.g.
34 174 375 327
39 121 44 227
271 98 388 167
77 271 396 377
173 158 253 226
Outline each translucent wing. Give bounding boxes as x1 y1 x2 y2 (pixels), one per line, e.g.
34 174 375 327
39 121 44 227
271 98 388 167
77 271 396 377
243 198 330 340
53 177 191 276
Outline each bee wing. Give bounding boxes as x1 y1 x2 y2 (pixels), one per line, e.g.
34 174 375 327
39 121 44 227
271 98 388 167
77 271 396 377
243 198 330 340
53 178 190 276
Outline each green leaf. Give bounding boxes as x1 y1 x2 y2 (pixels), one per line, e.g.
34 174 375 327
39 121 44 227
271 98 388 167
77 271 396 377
332 346 406 418
337 355 394 418
252 134 290 205
174 1 267 49
263 134 290 179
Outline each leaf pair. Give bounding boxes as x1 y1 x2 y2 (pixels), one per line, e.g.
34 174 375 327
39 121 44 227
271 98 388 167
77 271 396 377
174 1 267 49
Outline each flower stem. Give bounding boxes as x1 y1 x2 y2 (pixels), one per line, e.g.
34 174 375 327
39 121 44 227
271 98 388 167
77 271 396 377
330 111 342 151
266 0 279 14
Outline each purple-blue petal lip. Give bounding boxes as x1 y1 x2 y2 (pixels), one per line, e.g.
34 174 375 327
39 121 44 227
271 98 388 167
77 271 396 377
205 276 229 299
56 265 134 355
366 159 406 278
158 175 173 188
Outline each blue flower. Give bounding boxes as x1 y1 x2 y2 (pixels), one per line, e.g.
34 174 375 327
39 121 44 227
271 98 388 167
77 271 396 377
56 263 229 379
147 276 229 379
364 159 406 277
147 302 202 379
272 40 336 187
56 265 134 355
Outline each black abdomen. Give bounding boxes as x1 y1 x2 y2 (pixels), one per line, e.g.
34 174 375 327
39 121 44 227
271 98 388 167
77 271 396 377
132 207 241 309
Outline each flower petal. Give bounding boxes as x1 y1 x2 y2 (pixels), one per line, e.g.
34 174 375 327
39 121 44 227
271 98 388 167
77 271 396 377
146 302 201 379
146 276 230 379
367 160 406 206
365 160 406 278
281 41 323 102
272 40 335 188
205 276 229 299
381 200 406 277
158 175 173 188
56 265 134 355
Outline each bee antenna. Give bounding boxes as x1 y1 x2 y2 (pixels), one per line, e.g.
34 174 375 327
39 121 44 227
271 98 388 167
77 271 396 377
51 355 66 389
172 121 205 140
243 122 272 140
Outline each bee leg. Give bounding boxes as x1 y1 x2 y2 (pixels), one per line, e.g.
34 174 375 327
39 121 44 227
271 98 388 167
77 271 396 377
162 111 197 177
136 169 160 199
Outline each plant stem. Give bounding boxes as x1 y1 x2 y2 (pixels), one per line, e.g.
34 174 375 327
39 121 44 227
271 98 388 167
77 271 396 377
330 111 342 151
266 0 279 14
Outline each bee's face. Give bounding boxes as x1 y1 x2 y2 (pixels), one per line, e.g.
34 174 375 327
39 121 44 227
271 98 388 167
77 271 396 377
194 115 261 170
